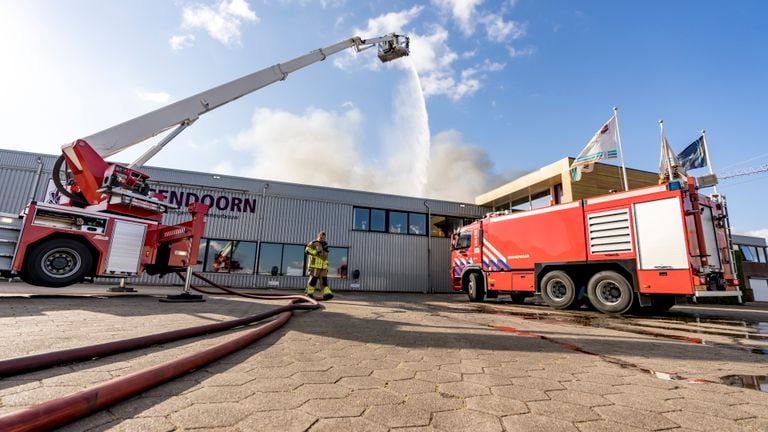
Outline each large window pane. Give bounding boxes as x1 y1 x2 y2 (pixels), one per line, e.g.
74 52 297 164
193 239 208 271
430 216 465 238
740 245 755 262
759 247 767 264
328 247 348 278
282 244 305 276
206 239 232 272
258 243 282 275
371 209 386 232
230 241 257 274
353 207 369 231
409 213 426 235
389 211 407 234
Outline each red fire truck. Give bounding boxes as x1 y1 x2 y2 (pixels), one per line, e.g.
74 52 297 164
451 178 742 314
0 34 410 288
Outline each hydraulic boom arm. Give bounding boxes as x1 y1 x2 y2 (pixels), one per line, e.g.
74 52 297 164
69 34 410 166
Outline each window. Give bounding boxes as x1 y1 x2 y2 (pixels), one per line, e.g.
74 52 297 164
282 244 305 276
430 215 467 238
454 231 472 250
355 207 462 237
740 245 755 262
353 208 369 231
389 211 407 234
759 247 768 264
209 240 255 273
206 239 232 272
509 190 552 211
371 209 386 232
230 241 257 274
409 212 426 235
258 243 283 275
328 247 349 279
193 239 208 271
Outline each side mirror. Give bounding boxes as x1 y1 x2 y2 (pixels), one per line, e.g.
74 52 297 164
352 269 360 280
450 233 458 249
270 266 278 276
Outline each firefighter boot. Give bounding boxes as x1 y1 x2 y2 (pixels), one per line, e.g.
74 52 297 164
305 285 315 297
321 286 334 300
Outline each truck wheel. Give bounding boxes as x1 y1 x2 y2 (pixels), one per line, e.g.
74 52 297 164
540 271 576 309
23 239 93 287
587 271 633 314
467 273 485 302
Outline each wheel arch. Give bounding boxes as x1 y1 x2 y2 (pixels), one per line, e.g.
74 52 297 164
460 265 485 292
22 233 100 277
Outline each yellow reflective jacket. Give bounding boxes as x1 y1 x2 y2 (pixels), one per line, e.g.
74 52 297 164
305 240 329 270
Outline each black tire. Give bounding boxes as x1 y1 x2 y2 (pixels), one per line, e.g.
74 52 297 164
467 273 485 302
587 271 633 314
540 270 576 309
23 238 93 287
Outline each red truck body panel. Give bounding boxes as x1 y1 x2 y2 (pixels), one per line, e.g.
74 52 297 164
451 180 739 300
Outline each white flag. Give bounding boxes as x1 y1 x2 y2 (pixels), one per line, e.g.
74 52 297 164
570 116 618 181
659 133 685 180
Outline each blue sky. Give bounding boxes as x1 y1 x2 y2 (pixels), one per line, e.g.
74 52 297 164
1 1 767 238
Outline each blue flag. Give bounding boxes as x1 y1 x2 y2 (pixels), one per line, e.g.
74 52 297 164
677 136 707 172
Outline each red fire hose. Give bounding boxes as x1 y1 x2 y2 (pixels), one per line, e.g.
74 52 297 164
0 273 319 431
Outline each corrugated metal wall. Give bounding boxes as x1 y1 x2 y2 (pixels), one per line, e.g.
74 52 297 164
350 231 428 293
0 148 486 293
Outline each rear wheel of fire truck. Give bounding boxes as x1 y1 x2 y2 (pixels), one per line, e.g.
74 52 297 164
540 270 576 309
23 238 93 287
587 271 633 314
467 273 485 302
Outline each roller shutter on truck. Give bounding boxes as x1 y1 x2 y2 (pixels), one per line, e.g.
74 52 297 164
633 197 689 270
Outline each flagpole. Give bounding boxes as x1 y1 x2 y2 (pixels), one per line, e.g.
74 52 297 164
660 120 674 181
613 106 629 191
701 129 719 196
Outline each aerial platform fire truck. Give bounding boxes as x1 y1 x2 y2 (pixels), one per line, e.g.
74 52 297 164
451 178 742 314
0 34 410 288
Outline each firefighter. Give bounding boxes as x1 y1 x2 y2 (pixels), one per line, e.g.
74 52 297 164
305 231 333 300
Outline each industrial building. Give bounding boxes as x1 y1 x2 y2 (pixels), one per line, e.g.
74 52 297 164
732 234 768 301
3 148 754 298
475 157 659 210
0 148 485 293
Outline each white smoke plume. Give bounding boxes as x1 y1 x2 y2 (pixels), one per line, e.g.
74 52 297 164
230 105 503 202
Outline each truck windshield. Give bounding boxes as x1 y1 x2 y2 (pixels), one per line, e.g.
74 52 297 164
454 232 471 250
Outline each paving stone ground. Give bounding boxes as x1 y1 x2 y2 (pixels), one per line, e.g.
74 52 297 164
0 283 767 431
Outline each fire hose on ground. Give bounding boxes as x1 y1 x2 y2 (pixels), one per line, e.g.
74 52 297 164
0 272 319 432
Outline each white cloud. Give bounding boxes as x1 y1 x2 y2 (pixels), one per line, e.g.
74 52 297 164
133 89 172 104
507 45 535 57
337 9 502 102
179 0 259 46
355 6 423 40
432 0 484 35
481 13 525 42
169 34 195 50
